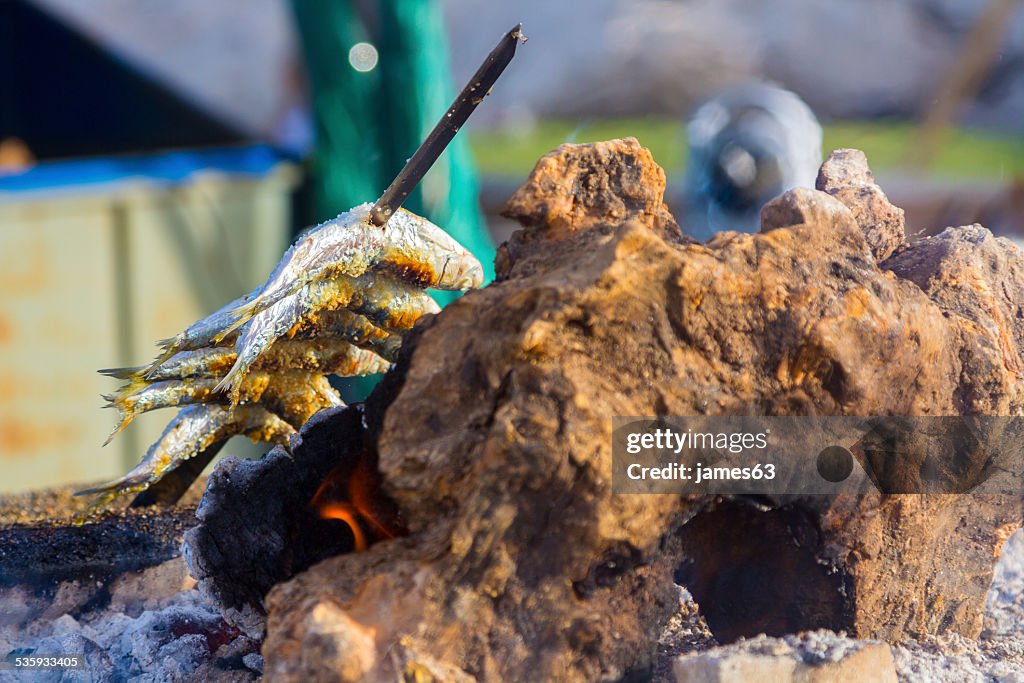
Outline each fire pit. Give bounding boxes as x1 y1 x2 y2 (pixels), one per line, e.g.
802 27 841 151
2 139 1022 682
0 486 267 680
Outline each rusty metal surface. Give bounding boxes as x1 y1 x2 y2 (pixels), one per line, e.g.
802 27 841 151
0 169 295 494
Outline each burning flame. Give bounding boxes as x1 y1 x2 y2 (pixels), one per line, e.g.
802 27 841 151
318 502 368 551
310 451 404 551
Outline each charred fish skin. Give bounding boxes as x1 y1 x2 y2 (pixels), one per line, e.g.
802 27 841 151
80 205 484 516
377 208 485 291
219 204 482 337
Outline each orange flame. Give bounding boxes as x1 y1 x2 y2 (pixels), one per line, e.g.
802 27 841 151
310 450 404 551
318 502 368 551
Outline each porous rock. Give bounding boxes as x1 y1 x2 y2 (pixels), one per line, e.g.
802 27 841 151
886 223 1024 380
495 136 684 278
814 148 906 261
251 139 1022 681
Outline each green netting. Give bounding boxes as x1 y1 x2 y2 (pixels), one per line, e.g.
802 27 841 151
290 0 495 293
291 0 495 398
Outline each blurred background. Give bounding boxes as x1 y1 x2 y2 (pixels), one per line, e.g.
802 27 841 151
1 0 1022 493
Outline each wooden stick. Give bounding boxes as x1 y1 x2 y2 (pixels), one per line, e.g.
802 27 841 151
369 24 525 227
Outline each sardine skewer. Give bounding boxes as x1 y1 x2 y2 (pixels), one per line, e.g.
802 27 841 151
81 24 525 515
215 204 481 344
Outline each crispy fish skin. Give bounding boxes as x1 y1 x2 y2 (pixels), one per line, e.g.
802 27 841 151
219 204 482 338
216 204 385 339
107 339 390 384
214 275 369 402
77 405 295 515
259 373 345 427
295 309 401 361
216 272 433 402
85 203 484 514
103 373 274 443
344 273 441 333
259 339 392 377
144 291 254 372
102 347 237 384
377 208 485 292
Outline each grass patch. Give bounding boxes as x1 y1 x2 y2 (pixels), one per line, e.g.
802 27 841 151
469 118 1024 181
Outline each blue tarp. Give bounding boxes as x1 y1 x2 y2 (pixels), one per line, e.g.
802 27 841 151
0 144 286 193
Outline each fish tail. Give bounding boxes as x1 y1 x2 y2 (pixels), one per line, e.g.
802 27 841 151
101 411 133 447
74 480 122 498
73 475 149 524
157 334 181 351
212 301 260 343
212 363 245 408
97 365 145 382
142 343 181 378
100 382 144 445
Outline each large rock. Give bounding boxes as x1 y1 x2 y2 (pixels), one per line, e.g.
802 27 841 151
258 139 1022 682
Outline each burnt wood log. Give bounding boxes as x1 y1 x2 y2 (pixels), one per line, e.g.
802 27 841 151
0 509 194 588
217 139 1021 682
182 368 412 639
182 402 407 640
